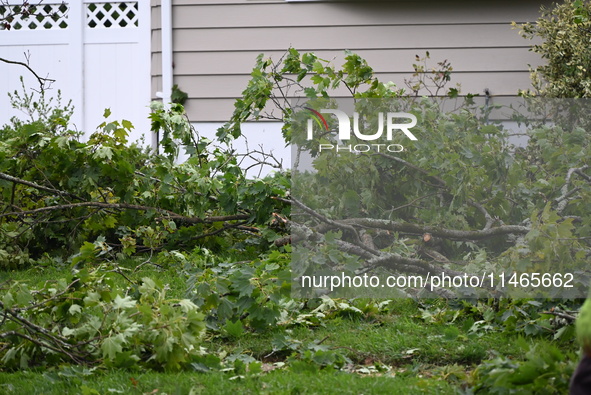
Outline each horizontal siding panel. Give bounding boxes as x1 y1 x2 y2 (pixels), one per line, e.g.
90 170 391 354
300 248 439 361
164 24 527 53
173 0 283 4
185 98 281 123
172 1 547 29
152 7 160 30
176 71 532 100
152 53 162 75
152 0 550 121
185 99 230 122
183 81 531 123
152 75 162 100
151 48 541 76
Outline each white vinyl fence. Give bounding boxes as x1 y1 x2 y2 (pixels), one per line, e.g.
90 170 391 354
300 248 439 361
0 1 151 143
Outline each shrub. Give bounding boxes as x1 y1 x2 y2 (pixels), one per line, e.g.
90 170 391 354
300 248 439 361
516 0 591 97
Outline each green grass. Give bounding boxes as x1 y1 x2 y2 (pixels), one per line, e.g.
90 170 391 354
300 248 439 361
217 317 540 365
0 370 455 395
0 264 580 394
209 307 544 365
1 259 188 298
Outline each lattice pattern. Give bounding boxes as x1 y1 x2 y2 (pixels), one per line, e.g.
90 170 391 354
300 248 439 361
0 3 68 30
86 2 138 28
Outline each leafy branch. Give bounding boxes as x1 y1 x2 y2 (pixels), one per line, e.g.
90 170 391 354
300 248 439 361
0 200 250 224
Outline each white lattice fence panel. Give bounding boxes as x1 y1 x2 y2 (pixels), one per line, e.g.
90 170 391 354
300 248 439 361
0 3 68 30
0 1 150 143
86 2 138 28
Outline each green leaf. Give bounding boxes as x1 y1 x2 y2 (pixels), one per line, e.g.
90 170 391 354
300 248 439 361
112 295 136 310
2 292 15 309
102 335 124 361
68 304 82 315
121 120 133 130
94 147 113 160
224 319 244 339
15 287 32 305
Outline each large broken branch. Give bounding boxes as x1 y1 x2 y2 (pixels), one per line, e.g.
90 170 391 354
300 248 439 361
0 299 90 364
556 165 590 214
316 217 529 241
0 172 249 223
282 196 380 256
0 201 250 224
0 171 82 200
291 220 496 294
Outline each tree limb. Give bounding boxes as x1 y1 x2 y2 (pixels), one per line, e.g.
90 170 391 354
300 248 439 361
286 196 380 256
0 171 83 201
317 217 530 241
0 331 86 364
541 310 577 321
0 201 250 224
0 57 55 91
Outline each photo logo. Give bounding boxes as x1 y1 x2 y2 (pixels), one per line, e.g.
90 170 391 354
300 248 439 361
305 108 417 153
305 109 418 141
304 107 329 132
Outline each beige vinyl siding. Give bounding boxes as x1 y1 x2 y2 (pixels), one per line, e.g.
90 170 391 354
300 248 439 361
151 1 162 98
152 0 550 122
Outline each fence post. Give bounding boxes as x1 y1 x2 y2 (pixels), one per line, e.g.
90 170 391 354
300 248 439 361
68 1 85 134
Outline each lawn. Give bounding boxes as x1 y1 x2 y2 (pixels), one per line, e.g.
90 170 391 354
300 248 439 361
0 262 580 394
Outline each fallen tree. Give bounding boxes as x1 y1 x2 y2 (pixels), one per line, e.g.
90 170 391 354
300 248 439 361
0 93 289 269
224 49 591 298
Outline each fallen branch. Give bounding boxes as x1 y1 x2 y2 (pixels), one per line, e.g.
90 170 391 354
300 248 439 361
0 201 250 224
190 221 250 241
0 300 90 364
0 331 87 364
315 217 529 241
556 165 589 214
541 310 577 322
279 196 379 256
0 171 83 201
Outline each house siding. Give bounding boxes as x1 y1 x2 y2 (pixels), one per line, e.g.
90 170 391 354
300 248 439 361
152 0 551 122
